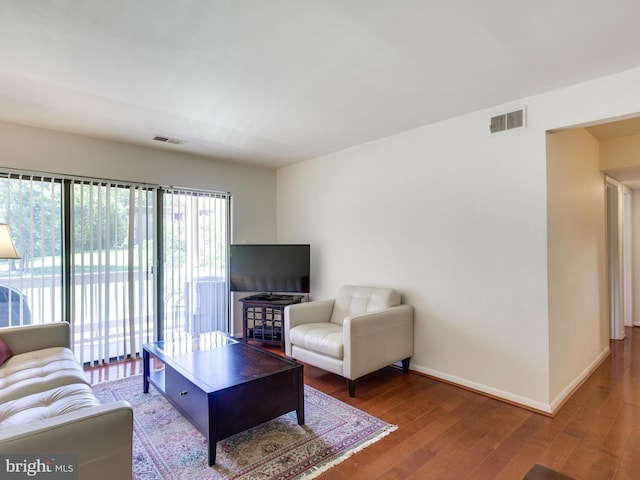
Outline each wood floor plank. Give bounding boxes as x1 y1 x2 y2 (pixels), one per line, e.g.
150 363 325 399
419 405 529 480
326 402 464 479
535 431 581 472
561 398 622 479
595 403 639 471
609 403 640 480
402 403 505 479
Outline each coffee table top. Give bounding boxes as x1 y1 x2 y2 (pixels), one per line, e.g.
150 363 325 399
144 331 301 393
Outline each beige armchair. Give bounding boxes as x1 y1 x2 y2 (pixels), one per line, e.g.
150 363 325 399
285 285 414 396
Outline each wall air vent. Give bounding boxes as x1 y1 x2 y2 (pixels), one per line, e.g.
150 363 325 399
153 135 186 145
490 107 526 134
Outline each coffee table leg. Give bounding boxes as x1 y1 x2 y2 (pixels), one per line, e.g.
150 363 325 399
296 366 305 425
208 441 216 466
143 349 150 393
296 407 304 425
208 396 217 465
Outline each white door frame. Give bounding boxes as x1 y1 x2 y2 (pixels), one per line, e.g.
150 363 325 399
606 176 631 340
622 185 633 328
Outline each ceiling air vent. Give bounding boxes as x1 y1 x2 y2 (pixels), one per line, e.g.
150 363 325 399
153 135 186 145
490 107 526 134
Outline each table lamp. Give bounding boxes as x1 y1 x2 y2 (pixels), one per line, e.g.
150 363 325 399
0 224 20 259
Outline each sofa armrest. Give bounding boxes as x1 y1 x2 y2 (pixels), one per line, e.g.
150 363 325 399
0 401 133 480
0 322 71 354
343 304 414 380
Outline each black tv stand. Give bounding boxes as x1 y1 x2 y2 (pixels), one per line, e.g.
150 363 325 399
239 294 305 350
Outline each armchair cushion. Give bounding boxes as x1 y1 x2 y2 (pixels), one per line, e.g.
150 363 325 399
288 323 343 359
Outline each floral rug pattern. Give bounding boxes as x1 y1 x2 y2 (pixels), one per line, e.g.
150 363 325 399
93 375 396 479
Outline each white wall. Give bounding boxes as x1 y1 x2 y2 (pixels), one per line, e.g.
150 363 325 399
546 128 608 409
0 120 279 334
277 66 640 412
278 106 551 410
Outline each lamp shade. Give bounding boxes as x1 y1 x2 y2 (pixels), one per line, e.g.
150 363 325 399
0 224 20 259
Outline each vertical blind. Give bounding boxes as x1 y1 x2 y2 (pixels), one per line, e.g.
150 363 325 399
162 188 229 340
70 180 156 365
0 173 63 327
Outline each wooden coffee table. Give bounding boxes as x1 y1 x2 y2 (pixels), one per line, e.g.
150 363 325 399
143 331 304 466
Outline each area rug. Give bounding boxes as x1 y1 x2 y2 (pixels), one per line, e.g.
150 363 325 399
93 375 397 479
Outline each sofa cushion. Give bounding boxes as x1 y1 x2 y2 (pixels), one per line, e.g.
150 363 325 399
0 337 13 366
0 347 90 404
289 323 344 359
330 285 401 326
0 383 100 428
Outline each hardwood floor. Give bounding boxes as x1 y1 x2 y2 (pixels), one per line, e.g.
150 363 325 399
86 327 640 480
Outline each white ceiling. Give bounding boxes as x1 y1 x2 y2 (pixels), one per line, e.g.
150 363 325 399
2 1 640 169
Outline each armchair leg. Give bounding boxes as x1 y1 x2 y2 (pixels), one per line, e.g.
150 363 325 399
347 379 356 397
402 358 410 373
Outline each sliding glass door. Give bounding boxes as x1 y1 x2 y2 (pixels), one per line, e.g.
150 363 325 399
161 188 230 340
70 180 155 364
0 170 231 365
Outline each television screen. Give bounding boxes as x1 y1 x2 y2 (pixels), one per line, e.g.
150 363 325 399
229 244 310 293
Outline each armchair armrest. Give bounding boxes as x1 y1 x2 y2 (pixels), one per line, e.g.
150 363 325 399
343 304 414 380
284 299 335 356
285 299 335 329
0 322 71 354
0 401 133 480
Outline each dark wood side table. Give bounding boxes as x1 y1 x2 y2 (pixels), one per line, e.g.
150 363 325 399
240 294 304 350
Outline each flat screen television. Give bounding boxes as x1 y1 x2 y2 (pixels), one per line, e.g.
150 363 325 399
229 244 310 296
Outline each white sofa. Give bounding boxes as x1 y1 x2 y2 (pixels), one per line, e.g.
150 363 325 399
0 322 133 480
285 285 414 396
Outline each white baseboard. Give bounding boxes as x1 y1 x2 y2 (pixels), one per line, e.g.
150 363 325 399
409 364 553 414
548 346 610 413
410 348 610 416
